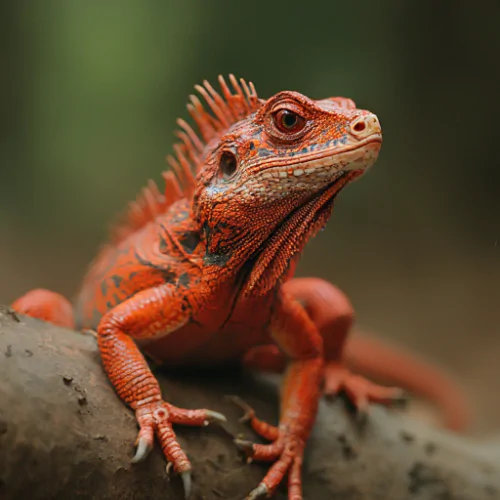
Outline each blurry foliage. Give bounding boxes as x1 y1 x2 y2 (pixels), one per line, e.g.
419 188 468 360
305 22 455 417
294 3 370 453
1 0 499 302
1 1 500 430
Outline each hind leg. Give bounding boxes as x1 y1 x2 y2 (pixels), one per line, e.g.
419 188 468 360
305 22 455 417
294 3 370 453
11 288 74 328
242 278 403 415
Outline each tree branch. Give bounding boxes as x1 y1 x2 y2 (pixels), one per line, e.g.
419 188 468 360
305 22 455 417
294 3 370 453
0 307 498 500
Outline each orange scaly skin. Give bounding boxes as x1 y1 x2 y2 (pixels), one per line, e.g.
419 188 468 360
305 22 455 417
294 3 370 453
11 76 469 499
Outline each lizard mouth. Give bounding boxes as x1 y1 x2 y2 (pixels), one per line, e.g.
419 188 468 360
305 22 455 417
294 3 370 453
289 136 382 177
254 135 382 175
251 135 381 192
292 135 382 171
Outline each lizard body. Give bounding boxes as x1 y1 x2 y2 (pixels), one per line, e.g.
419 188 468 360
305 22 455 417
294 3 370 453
11 75 469 499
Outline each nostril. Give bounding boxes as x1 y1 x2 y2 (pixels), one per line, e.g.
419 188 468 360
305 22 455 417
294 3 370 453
353 121 366 133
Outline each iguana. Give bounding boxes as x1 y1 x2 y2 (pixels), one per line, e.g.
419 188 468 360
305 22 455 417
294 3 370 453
11 75 469 500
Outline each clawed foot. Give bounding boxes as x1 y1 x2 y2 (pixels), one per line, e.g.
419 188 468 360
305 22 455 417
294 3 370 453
229 368 405 499
230 396 305 500
236 432 305 500
324 362 407 419
132 400 226 498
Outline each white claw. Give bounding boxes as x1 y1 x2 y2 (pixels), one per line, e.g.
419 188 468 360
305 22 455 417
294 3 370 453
205 410 227 424
181 471 192 499
234 438 254 455
246 482 268 499
131 437 152 463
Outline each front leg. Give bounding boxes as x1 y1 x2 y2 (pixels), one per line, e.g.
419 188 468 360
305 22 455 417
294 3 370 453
240 289 324 500
243 278 404 414
97 284 225 497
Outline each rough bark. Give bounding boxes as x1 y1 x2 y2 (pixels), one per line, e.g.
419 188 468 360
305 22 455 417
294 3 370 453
0 306 499 500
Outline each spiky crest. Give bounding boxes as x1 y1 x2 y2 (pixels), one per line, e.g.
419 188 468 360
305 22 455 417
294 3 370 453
110 75 261 244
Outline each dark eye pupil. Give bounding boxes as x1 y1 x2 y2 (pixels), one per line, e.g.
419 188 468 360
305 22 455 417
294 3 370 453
219 151 237 179
273 108 306 134
282 111 297 128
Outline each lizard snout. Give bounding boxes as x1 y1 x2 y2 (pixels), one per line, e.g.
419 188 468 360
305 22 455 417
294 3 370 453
350 113 382 139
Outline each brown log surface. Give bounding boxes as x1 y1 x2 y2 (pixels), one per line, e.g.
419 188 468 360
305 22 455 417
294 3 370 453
0 306 499 500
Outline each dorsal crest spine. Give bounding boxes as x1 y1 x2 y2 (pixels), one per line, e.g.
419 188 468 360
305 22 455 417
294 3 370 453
110 75 261 244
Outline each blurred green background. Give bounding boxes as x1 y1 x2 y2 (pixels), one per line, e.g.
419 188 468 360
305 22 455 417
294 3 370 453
1 2 499 433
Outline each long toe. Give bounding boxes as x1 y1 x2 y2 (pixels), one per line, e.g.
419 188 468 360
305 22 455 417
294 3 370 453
229 395 279 441
288 456 303 500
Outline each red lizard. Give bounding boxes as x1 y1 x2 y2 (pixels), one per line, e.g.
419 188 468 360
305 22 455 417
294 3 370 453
11 75 469 500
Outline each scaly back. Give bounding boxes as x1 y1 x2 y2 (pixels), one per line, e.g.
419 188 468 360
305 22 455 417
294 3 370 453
110 75 261 243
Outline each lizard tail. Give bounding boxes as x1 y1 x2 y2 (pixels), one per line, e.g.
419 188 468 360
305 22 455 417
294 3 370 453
344 332 471 432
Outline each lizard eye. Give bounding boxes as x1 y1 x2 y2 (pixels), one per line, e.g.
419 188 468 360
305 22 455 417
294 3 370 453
219 151 238 180
273 109 306 134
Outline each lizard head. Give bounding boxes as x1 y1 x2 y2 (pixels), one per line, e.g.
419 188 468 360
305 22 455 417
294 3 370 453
185 77 382 293
196 90 381 203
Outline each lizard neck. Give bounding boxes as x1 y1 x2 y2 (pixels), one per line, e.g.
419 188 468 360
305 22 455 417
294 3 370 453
198 187 339 297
